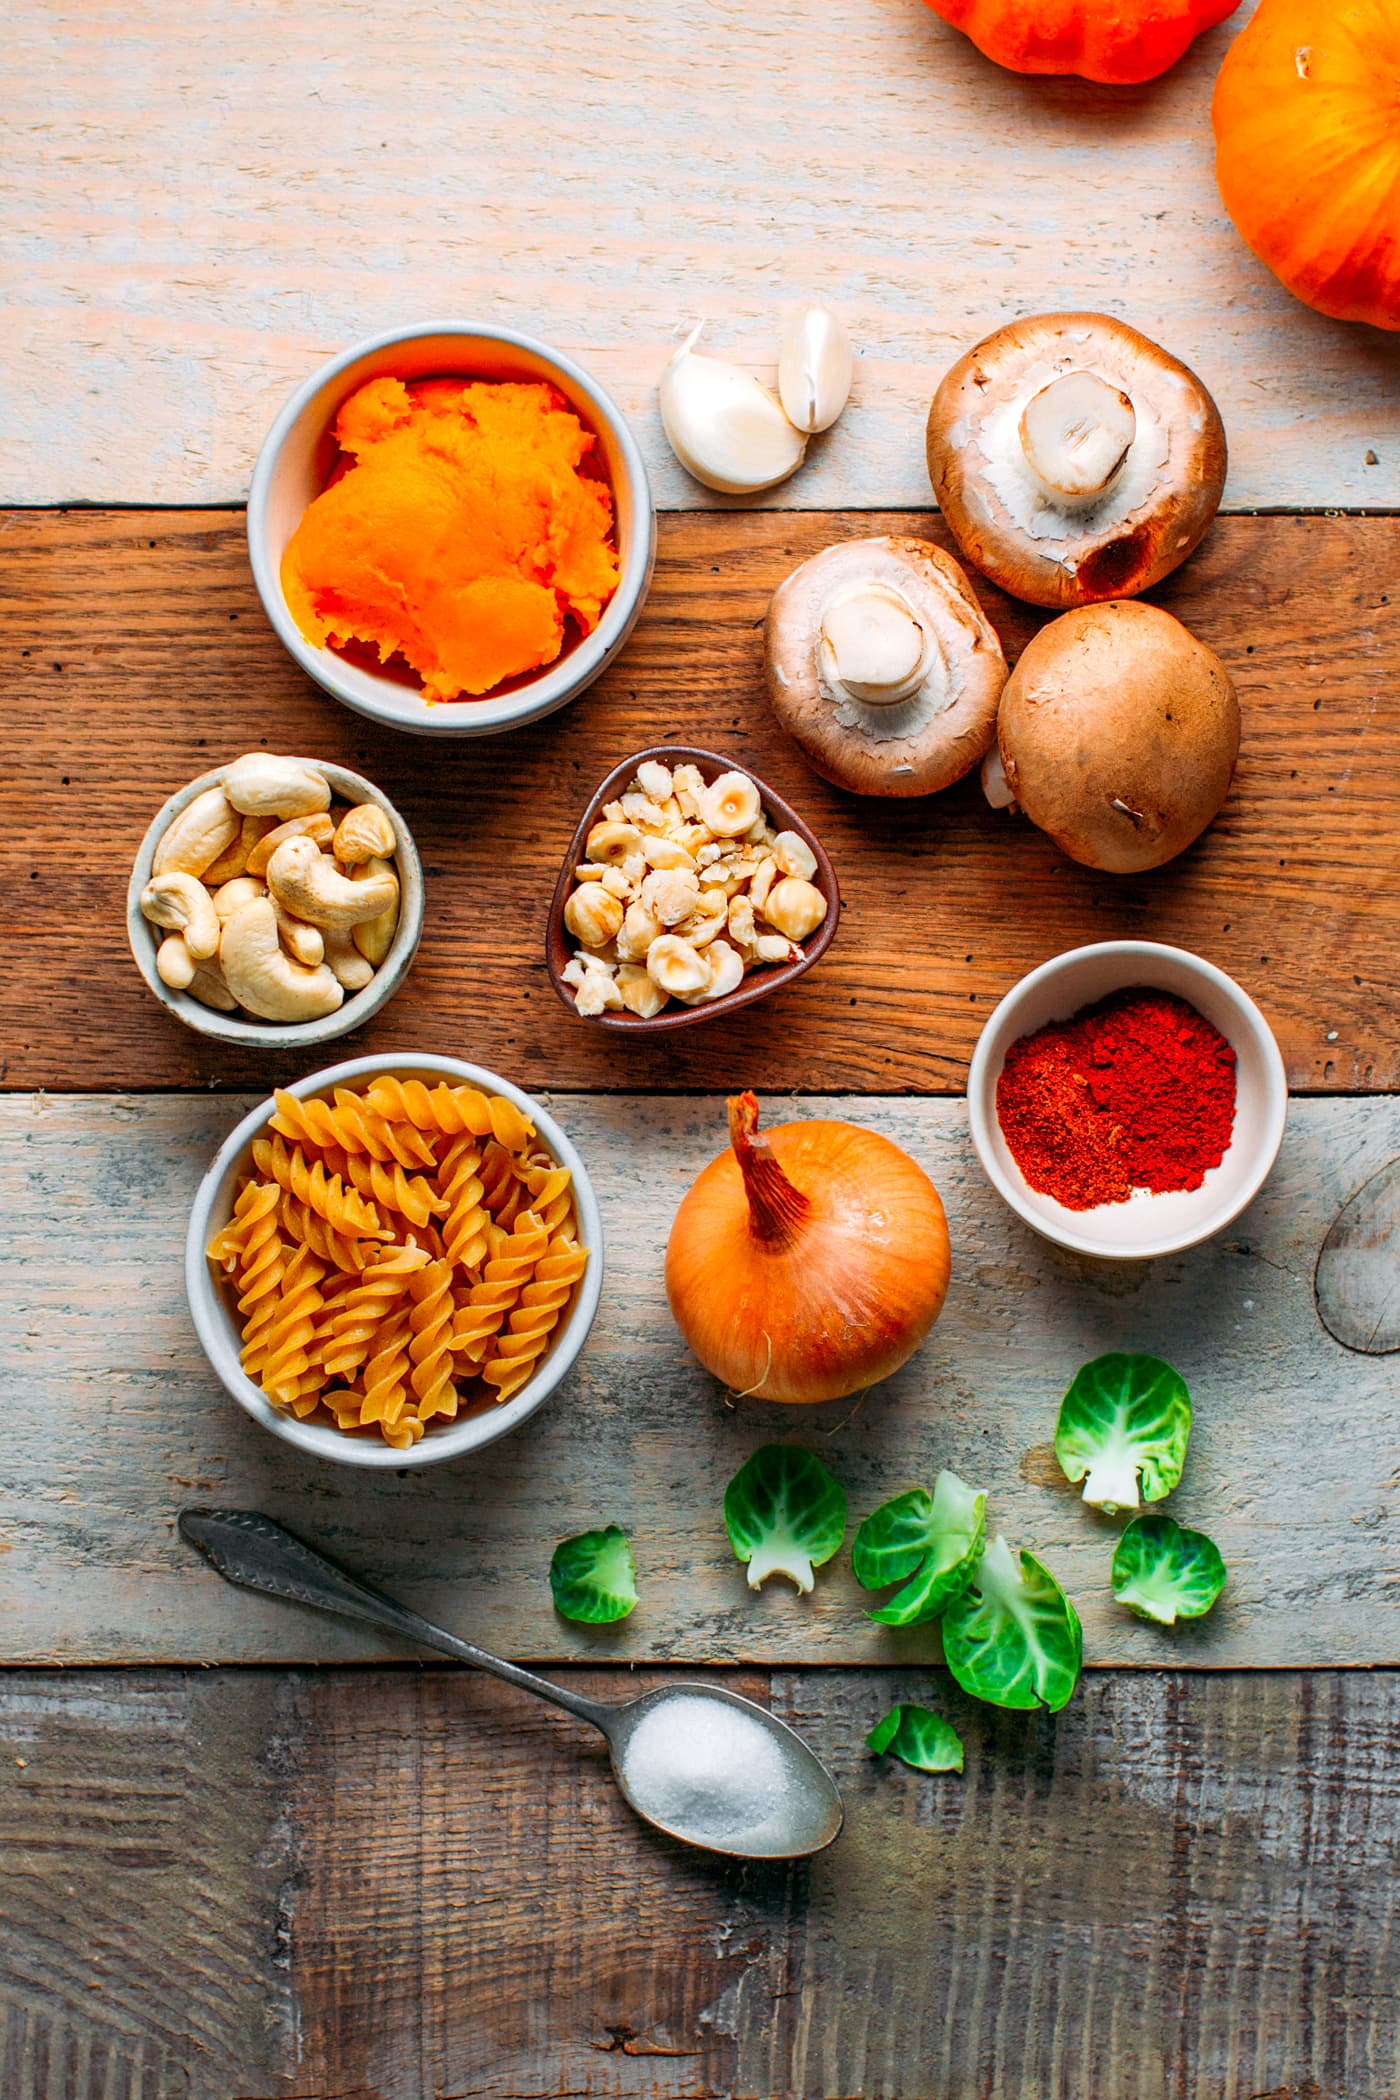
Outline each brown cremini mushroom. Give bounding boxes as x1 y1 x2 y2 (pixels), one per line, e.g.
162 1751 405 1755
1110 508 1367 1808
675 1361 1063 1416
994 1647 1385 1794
986 600 1239 873
764 536 1007 797
926 314 1227 611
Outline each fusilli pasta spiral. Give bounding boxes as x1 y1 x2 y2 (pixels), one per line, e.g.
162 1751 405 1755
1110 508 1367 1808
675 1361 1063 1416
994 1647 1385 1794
251 1133 385 1240
363 1077 534 1151
210 1075 588 1447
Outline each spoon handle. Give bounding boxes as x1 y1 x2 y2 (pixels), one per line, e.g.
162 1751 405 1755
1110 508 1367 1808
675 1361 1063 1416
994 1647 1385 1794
178 1508 615 1733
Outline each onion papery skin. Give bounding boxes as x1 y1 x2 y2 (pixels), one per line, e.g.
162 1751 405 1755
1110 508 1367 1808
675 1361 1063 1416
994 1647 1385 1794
665 1099 951 1405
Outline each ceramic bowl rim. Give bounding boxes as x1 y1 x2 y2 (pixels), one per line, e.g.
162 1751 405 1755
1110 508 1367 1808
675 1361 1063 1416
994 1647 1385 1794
966 939 1289 1260
246 320 656 738
545 744 841 1032
184 1051 605 1468
126 757 425 1049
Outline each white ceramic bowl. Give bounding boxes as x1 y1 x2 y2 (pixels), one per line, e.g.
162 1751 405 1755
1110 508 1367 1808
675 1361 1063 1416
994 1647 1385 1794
186 1053 605 1469
967 941 1288 1260
128 758 424 1049
247 321 656 738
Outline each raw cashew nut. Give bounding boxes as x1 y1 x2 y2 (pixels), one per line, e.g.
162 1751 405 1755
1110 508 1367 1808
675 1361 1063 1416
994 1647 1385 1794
156 933 197 990
140 870 220 959
201 812 273 887
212 875 267 918
272 899 325 967
265 836 398 931
223 753 331 820
186 958 239 1012
332 803 397 864
152 787 240 878
245 812 335 879
218 898 344 1022
322 926 375 991
351 857 401 966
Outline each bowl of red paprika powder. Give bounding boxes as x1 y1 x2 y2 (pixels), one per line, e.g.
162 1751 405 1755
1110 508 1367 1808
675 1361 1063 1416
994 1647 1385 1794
967 942 1288 1260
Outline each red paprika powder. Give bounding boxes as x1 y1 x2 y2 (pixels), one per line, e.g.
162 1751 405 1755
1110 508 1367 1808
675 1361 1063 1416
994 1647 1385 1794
995 988 1237 1211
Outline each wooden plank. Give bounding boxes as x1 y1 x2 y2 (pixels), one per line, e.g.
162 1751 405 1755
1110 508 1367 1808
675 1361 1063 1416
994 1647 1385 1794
3 1663 1396 2098
0 1670 287 2097
5 508 1399 1096
6 1 1400 513
4 1090 1397 1668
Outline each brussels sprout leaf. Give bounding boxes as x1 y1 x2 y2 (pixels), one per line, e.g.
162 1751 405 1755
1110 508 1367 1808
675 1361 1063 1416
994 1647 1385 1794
1054 1353 1192 1513
866 1703 964 1774
549 1525 637 1623
853 1471 986 1625
1112 1512 1227 1626
723 1444 847 1592
942 1536 1082 1712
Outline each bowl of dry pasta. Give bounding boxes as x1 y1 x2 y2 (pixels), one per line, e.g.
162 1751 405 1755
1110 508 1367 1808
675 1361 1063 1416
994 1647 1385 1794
186 1054 603 1467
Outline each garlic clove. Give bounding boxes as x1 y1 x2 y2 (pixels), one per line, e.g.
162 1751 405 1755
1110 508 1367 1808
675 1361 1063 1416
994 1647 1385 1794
660 325 807 495
778 306 854 435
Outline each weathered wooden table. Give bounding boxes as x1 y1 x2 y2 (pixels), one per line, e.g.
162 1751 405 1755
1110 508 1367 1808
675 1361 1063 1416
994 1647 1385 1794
4 3 1399 2094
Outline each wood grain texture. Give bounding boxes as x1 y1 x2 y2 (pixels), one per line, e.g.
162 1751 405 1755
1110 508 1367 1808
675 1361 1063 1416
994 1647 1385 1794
2 1664 1396 2098
5 0 1400 512
5 508 1400 1095
5 1090 1397 1668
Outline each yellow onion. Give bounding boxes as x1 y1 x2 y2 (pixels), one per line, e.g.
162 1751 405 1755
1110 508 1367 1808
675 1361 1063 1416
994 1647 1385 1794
665 1092 951 1404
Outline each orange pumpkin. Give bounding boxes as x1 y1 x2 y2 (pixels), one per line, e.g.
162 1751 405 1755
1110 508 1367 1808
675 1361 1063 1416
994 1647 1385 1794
922 0 1242 83
1213 0 1400 331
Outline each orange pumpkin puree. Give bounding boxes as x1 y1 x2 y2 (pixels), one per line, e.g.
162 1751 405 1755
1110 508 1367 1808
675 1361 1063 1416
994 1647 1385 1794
280 376 621 702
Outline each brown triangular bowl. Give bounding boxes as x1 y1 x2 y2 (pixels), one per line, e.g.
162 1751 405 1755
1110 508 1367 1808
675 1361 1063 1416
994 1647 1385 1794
546 745 841 1032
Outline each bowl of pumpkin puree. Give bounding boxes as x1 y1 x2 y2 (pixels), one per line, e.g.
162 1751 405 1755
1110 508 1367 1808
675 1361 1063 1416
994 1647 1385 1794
249 323 655 737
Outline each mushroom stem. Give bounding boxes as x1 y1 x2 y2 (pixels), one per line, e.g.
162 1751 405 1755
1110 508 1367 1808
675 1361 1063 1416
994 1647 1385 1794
1019 371 1137 505
981 741 1017 811
818 582 931 706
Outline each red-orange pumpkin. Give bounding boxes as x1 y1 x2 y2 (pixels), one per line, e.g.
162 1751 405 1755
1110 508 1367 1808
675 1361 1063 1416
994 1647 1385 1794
922 0 1241 83
1213 0 1400 331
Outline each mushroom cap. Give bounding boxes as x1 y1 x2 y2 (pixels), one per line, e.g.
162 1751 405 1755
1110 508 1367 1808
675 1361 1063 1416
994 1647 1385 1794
997 600 1240 874
926 313 1227 611
763 535 1007 797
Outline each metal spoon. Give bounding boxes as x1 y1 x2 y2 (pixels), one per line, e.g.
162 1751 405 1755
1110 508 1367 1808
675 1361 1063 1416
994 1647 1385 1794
179 1508 843 1860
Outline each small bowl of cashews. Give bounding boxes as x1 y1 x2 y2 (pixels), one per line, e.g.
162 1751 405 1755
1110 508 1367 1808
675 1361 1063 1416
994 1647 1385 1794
546 745 840 1031
127 752 424 1047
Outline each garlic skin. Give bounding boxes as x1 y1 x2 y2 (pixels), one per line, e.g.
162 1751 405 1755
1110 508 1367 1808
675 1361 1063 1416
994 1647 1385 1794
660 325 807 495
778 307 853 435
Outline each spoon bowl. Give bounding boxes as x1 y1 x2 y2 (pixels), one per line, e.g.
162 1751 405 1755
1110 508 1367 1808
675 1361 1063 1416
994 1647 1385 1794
604 1682 843 1860
179 1507 842 1861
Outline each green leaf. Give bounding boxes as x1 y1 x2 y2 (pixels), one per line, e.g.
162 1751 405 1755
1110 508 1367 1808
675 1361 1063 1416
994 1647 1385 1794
1112 1512 1227 1626
1054 1353 1192 1513
942 1536 1083 1712
723 1445 847 1592
549 1525 637 1623
866 1703 964 1774
853 1471 986 1625
865 1706 902 1755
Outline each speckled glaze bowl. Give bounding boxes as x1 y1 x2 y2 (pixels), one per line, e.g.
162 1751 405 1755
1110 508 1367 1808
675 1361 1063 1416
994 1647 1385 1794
247 322 656 738
127 758 424 1049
